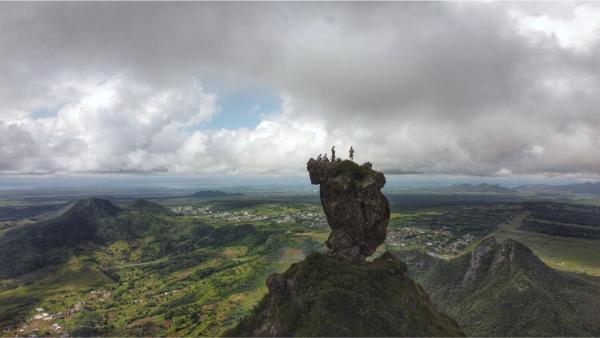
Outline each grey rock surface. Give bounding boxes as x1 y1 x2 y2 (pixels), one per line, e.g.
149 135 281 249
306 158 390 263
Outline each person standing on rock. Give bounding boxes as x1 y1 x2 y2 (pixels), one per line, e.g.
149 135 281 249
317 154 322 161
349 146 354 161
331 146 336 162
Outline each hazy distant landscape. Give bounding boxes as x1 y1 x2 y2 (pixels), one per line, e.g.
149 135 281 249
1 179 599 336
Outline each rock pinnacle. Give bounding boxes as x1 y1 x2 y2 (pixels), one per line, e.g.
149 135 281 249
307 158 390 263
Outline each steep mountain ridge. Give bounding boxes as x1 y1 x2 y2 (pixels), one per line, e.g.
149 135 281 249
0 198 125 278
399 237 600 336
63 198 122 219
227 252 463 337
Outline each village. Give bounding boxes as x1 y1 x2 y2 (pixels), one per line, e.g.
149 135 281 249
4 303 81 337
170 205 328 229
386 224 477 256
172 204 482 256
3 288 112 337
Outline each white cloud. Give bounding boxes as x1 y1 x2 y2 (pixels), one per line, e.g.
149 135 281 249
173 101 331 175
511 4 600 52
0 75 217 173
1 2 600 177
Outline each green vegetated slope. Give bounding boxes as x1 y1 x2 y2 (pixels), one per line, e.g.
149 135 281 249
0 198 323 336
0 198 123 278
398 237 600 336
227 252 464 337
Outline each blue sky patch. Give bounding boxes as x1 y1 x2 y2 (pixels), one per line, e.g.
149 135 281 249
30 107 58 119
203 87 281 130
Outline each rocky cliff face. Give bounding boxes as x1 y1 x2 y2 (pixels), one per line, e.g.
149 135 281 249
306 159 390 263
462 237 547 287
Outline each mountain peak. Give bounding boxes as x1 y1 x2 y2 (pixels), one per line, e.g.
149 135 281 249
463 237 544 287
227 252 464 337
126 199 172 215
65 198 121 219
0 198 121 278
401 238 600 336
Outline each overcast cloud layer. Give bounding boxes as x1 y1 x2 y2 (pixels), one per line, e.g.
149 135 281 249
1 2 600 177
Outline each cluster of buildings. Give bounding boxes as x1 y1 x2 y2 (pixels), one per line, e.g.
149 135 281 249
89 289 112 302
386 225 478 255
171 205 327 229
8 301 86 337
170 205 216 216
273 212 327 229
31 308 52 322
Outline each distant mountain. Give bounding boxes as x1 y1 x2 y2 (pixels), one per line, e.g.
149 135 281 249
516 182 600 196
125 199 173 215
192 190 246 198
0 198 122 278
64 197 122 218
227 252 464 337
0 197 270 280
398 238 600 336
438 183 515 194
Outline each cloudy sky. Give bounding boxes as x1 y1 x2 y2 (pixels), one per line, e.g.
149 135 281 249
1 2 600 179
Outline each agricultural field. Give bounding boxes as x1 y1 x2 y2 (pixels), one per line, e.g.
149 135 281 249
491 210 600 276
